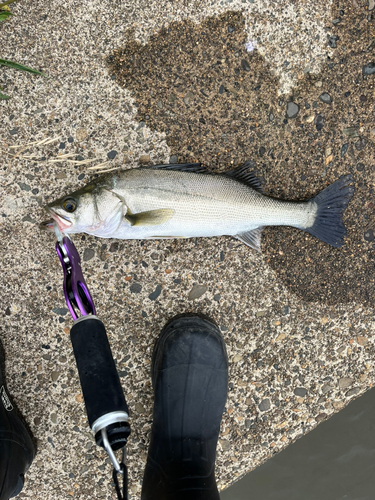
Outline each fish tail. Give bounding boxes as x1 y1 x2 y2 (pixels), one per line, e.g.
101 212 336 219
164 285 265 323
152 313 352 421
304 174 354 248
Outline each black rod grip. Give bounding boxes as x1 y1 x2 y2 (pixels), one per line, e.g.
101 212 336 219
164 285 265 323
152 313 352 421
70 317 128 428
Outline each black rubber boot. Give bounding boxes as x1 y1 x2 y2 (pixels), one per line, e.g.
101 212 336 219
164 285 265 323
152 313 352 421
0 345 36 500
141 315 228 500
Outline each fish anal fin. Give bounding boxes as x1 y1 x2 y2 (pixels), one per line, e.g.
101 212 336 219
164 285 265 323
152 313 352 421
236 227 263 252
125 208 175 227
147 162 207 173
225 160 263 193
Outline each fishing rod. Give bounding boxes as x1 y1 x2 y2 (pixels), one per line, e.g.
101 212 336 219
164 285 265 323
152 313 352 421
55 235 130 500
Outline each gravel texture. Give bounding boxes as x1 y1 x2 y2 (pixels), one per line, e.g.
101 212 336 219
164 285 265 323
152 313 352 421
1 0 375 499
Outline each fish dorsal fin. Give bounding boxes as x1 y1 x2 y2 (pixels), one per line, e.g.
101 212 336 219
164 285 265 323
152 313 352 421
125 208 175 227
225 161 263 193
236 227 263 252
148 162 207 173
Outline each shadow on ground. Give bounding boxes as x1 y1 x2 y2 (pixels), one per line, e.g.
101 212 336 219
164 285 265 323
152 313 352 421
108 5 375 306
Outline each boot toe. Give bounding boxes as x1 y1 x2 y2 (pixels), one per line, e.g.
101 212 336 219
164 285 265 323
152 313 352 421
152 315 228 382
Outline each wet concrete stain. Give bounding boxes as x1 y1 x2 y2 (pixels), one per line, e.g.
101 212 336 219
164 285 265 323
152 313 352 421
109 6 375 306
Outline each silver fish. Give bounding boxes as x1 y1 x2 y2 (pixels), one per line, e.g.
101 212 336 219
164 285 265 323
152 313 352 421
43 162 354 251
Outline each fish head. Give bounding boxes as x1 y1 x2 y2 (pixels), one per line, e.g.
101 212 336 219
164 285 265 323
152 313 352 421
43 180 125 236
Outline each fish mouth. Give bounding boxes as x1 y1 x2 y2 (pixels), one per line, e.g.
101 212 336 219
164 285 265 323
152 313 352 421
43 209 72 232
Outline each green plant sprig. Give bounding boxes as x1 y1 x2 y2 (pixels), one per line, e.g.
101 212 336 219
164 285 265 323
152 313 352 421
0 0 47 99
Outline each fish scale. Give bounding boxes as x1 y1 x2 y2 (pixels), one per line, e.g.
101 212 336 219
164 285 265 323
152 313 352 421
111 168 314 239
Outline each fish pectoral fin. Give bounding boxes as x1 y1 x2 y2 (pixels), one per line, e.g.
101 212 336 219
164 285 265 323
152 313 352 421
125 208 175 227
236 227 264 252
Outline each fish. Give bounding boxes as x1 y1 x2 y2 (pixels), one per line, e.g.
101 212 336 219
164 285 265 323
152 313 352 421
42 162 354 251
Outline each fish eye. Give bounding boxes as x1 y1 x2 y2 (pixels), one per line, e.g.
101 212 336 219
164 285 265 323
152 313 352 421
62 197 77 213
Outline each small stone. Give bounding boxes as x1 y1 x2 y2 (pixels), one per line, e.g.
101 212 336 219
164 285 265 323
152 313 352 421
107 150 117 160
52 307 68 316
343 127 358 137
328 35 339 48
34 417 41 425
9 128 19 135
169 155 178 163
51 371 60 382
17 182 31 192
294 387 307 397
59 142 65 149
219 439 231 451
149 285 161 301
333 401 344 410
286 102 300 119
50 413 58 424
321 383 333 395
356 336 368 345
364 229 374 242
188 284 207 300
78 173 85 180
110 242 119 252
315 114 325 131
305 115 315 123
315 413 327 423
213 294 221 302
259 399 271 412
325 155 333 165
130 283 142 294
75 393 83 404
277 421 287 428
22 215 37 223
341 143 349 157
319 92 332 104
135 403 145 413
339 377 353 389
241 59 250 72
346 387 361 397
269 113 274 122
256 310 267 317
315 81 323 88
228 26 235 33
218 84 224 94
355 137 366 151
362 62 375 75
76 128 87 141
370 0 375 11
233 354 243 363
83 248 95 261
276 333 286 341
157 99 163 109
68 137 74 143
139 155 150 164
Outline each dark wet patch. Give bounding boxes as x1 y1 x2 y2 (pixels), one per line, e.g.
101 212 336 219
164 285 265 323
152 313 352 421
109 7 375 306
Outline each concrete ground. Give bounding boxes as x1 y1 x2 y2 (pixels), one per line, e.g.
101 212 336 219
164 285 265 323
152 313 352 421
0 0 374 498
